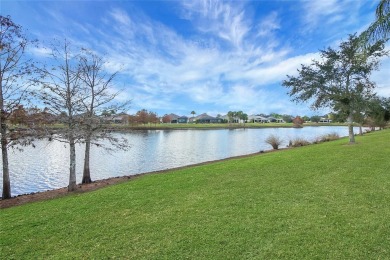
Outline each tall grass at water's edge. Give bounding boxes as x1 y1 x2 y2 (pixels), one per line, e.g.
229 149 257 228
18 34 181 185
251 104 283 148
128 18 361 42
1 130 390 259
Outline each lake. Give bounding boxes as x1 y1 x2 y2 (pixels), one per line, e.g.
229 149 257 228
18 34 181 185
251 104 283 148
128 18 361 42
1 126 365 196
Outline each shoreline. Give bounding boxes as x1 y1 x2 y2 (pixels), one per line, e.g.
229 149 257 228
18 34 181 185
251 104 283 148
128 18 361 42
105 123 353 131
1 128 380 209
0 148 286 209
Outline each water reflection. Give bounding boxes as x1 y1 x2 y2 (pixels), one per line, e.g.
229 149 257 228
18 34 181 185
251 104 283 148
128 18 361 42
1 126 365 196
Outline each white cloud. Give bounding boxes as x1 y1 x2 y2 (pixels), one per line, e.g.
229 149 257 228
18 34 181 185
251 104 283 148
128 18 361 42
21 2 302 115
93 4 329 116
225 52 320 85
257 11 280 37
302 0 343 27
301 0 364 32
109 8 132 27
23 1 382 117
29 46 52 58
180 0 250 49
372 56 390 97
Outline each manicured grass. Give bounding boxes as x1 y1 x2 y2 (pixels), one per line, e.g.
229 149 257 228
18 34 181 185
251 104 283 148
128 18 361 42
1 130 389 259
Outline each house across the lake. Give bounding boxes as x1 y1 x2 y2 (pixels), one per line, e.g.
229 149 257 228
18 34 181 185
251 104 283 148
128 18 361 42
177 116 189 123
165 114 189 124
102 112 129 124
248 115 285 123
319 117 332 123
248 115 270 123
268 117 285 123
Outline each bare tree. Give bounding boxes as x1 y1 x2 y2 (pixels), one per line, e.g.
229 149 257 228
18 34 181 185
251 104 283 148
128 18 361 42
162 114 172 123
135 109 150 125
148 111 159 126
78 50 130 184
37 39 85 191
0 16 37 199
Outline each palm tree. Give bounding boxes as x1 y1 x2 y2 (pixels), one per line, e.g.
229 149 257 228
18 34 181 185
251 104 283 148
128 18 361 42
190 111 196 123
360 0 389 46
227 111 236 124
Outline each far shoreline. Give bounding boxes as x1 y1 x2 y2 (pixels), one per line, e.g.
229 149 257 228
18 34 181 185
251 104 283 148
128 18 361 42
104 122 354 132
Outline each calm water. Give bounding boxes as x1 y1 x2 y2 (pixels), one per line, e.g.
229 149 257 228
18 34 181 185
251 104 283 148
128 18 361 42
1 126 364 196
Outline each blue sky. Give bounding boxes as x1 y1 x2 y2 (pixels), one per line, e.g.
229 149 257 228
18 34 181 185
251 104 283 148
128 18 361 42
2 0 389 117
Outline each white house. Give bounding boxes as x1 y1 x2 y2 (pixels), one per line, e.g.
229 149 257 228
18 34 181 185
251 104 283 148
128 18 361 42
248 115 270 123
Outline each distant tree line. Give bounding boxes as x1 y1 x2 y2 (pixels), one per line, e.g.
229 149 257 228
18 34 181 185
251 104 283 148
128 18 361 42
127 109 159 125
226 111 248 124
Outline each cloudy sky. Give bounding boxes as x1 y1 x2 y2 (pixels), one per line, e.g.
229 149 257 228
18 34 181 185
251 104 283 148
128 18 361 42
2 0 389 117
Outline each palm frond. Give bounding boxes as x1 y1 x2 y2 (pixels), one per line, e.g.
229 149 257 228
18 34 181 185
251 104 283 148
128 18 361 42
359 0 390 46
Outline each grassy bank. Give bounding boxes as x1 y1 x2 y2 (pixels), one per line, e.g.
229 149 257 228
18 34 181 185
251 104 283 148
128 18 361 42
1 130 389 259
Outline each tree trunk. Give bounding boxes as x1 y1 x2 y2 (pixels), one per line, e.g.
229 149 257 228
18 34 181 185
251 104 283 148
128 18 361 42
68 135 77 191
347 113 355 144
82 134 92 184
359 125 363 136
1 118 11 199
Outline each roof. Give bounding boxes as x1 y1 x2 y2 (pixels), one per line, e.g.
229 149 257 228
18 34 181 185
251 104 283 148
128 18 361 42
249 115 269 120
195 113 217 120
168 113 180 120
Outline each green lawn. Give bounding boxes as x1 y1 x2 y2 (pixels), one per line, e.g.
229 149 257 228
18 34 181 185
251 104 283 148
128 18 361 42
1 130 389 259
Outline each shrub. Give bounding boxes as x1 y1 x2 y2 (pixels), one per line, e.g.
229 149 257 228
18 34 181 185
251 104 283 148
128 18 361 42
265 134 283 150
290 138 310 147
292 116 304 125
316 132 340 143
